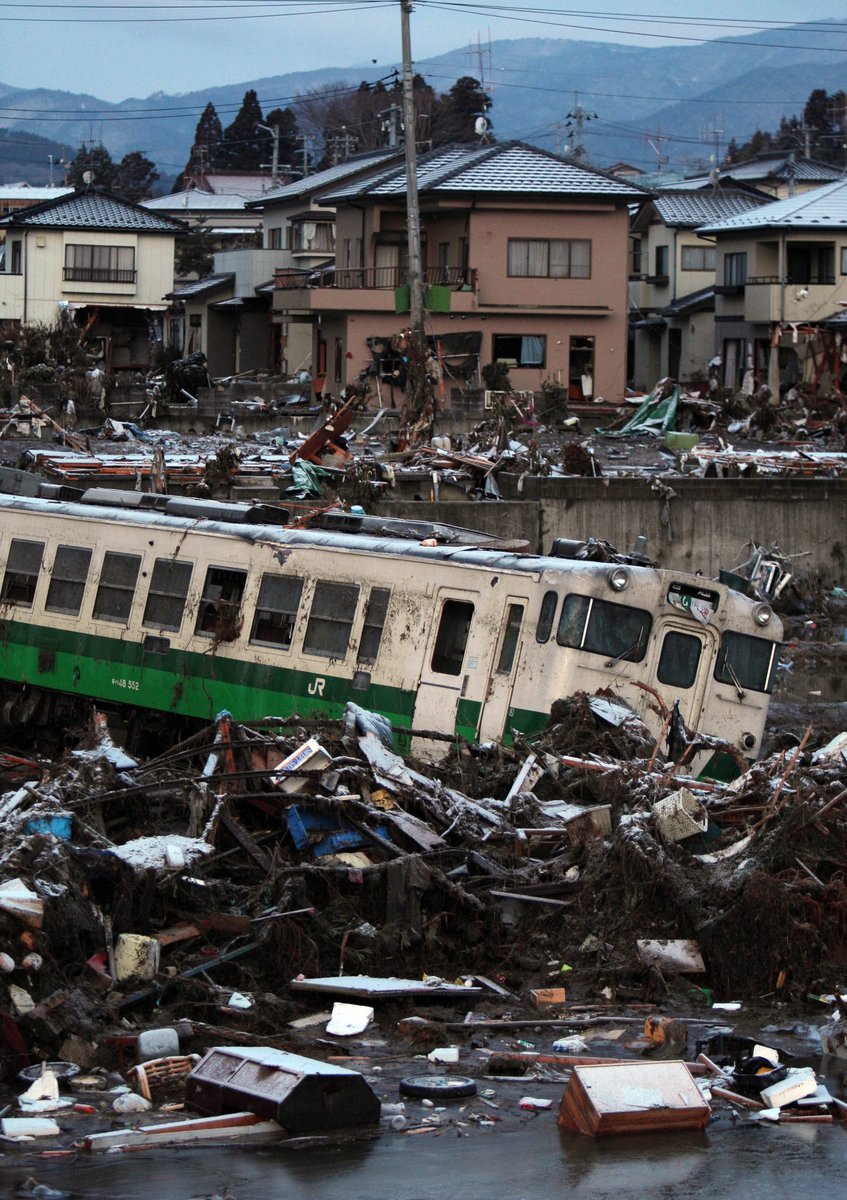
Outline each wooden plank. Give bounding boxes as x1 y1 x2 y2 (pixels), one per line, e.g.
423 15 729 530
218 807 273 871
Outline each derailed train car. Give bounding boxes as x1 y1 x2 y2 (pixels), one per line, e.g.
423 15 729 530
0 490 781 775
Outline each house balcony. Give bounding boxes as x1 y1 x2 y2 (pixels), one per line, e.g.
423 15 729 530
741 275 842 324
272 265 479 315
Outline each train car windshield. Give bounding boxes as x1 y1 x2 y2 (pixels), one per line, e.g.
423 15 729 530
715 631 779 694
556 594 651 663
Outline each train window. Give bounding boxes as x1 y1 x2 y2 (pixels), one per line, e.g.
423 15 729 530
195 567 247 639
431 599 474 676
657 631 702 689
303 580 360 658
357 587 390 664
496 603 525 674
535 590 558 642
250 573 303 648
0 539 44 607
557 594 651 663
45 545 92 615
715 631 779 694
93 552 141 623
143 558 193 631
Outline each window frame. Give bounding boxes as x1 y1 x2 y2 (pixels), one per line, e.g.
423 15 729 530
92 551 141 624
430 598 475 676
45 544 92 616
715 631 779 695
303 579 360 660
556 593 652 663
63 242 136 284
680 244 716 272
194 565 248 639
492 333 547 369
724 251 748 287
357 586 391 665
249 572 304 650
507 237 591 279
142 557 193 632
1 538 44 608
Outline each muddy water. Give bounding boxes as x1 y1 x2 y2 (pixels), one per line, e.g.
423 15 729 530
4 1101 847 1200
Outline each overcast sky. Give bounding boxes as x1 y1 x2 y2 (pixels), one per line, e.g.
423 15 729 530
1 3 841 102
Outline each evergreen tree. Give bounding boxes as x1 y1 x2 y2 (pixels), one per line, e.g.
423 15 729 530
431 77 492 147
179 102 224 187
219 89 266 170
112 151 159 203
68 142 116 191
264 106 300 172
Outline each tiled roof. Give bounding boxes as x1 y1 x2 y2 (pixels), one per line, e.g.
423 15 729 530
699 178 847 233
322 141 646 203
166 273 234 299
249 150 403 206
723 155 843 184
0 190 187 233
653 190 770 227
661 286 715 318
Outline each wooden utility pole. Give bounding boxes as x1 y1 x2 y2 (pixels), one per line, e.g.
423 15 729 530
400 0 424 347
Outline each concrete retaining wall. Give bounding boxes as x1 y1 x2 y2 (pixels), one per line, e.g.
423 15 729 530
373 477 847 585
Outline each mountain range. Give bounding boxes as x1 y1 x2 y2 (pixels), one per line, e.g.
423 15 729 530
1 20 846 188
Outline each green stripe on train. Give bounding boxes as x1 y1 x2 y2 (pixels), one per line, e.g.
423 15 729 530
0 617 549 743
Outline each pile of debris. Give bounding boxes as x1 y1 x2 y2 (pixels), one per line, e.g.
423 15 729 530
0 694 847 1153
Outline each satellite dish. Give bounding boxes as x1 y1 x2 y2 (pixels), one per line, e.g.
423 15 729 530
474 116 489 136
82 170 95 186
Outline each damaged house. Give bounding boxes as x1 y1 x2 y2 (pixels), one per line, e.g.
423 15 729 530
0 190 186 370
163 150 402 378
697 177 847 395
629 186 771 389
271 141 644 402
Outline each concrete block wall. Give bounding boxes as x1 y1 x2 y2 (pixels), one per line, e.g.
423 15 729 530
374 477 847 586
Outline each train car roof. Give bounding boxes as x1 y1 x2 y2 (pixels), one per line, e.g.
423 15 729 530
0 493 768 625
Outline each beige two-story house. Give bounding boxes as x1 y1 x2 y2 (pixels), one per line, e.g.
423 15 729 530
0 190 186 370
630 187 771 388
698 178 847 394
271 141 644 402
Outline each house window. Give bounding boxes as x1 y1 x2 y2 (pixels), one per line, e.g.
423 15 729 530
841 246 847 275
303 580 360 659
508 238 591 279
292 222 335 253
143 558 193 631
195 566 247 639
10 241 22 274
681 245 716 271
431 600 474 676
1 539 44 606
631 237 642 276
64 244 136 284
724 252 747 287
654 244 669 278
357 587 390 664
267 227 283 250
493 334 546 369
45 545 92 615
250 573 303 648
93 552 141 623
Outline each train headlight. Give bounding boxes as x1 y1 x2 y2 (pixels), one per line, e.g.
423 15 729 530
753 603 773 627
742 732 757 750
609 567 630 592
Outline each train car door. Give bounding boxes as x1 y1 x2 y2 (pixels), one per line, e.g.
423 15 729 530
477 596 527 743
646 618 718 732
412 589 479 751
